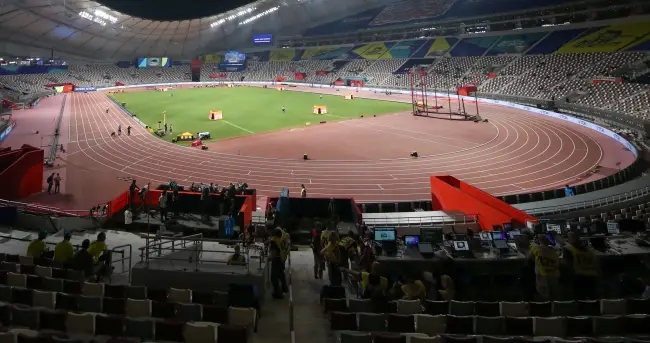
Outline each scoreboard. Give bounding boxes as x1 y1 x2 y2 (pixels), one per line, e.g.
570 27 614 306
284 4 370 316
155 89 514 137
219 51 247 72
136 57 171 68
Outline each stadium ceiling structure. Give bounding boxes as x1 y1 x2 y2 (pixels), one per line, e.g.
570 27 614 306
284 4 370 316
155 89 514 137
0 0 391 61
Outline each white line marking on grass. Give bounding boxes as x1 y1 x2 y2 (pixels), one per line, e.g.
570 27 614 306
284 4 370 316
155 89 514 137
222 120 255 134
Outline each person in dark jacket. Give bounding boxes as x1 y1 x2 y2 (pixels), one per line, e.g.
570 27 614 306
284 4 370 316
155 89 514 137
72 239 95 278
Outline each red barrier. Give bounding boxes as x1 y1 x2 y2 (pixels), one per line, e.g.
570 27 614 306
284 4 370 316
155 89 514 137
239 195 253 227
295 72 306 81
430 175 536 230
457 86 477 96
106 190 129 218
0 145 43 200
115 82 125 86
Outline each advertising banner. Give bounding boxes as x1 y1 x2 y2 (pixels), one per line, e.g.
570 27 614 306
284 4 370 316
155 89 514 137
74 87 97 92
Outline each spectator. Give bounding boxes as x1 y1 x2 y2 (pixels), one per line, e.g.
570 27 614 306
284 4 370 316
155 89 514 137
54 232 74 262
564 184 575 197
72 239 94 278
129 180 139 208
311 222 325 279
529 234 561 300
438 275 456 300
321 231 345 286
301 184 307 198
159 189 168 221
227 245 246 265
345 262 388 299
27 231 52 258
54 173 62 194
269 228 289 299
564 232 599 299
397 273 427 301
88 232 108 263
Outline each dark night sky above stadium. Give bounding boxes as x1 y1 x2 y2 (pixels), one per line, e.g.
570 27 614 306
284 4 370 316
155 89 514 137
97 0 258 21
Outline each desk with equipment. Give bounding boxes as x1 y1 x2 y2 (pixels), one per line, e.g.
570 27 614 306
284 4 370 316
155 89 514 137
374 222 650 275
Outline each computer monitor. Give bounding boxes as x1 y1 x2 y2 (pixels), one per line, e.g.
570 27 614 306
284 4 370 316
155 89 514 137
421 227 443 244
546 223 562 234
508 230 521 239
492 225 503 232
606 221 620 234
453 240 470 251
492 231 506 240
503 223 513 231
405 235 420 245
375 228 396 242
479 232 492 241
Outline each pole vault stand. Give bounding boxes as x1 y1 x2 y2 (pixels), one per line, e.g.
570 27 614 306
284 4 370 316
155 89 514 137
409 69 479 121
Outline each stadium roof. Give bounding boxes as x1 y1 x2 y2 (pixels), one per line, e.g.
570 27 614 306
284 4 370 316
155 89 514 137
0 0 391 61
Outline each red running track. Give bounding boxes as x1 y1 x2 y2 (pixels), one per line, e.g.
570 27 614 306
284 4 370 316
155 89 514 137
48 86 635 209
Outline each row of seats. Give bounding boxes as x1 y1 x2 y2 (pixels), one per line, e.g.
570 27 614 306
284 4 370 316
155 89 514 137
0 308 248 343
335 332 649 343
322 298 650 317
329 312 650 337
0 286 255 325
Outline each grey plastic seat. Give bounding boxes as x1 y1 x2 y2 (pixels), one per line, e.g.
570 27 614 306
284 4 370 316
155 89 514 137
124 317 155 341
358 313 386 332
340 331 373 343
41 277 64 293
349 299 374 313
175 303 203 322
11 305 40 329
77 295 103 313
475 316 505 335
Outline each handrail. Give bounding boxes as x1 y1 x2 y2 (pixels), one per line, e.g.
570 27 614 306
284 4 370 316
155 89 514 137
0 199 89 217
46 94 67 166
362 213 479 226
110 244 132 283
287 247 295 343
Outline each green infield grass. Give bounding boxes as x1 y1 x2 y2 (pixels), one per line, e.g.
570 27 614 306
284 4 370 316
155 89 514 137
109 86 411 142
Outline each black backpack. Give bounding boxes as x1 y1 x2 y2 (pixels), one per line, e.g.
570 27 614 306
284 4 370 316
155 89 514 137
47 175 53 183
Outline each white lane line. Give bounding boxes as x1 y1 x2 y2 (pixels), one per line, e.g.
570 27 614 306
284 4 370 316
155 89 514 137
510 184 527 190
222 120 255 134
390 175 398 180
377 184 384 190
247 171 252 175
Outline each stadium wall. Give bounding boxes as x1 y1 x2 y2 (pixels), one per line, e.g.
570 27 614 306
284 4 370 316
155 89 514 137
0 145 44 200
97 82 638 159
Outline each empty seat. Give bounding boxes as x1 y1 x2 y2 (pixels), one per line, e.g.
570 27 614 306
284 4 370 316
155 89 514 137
475 302 500 317
228 307 256 330
0 332 15 343
7 273 27 288
55 293 78 311
184 322 217 343
216 324 247 343
0 285 11 302
39 310 66 332
103 297 126 315
600 299 626 315
387 314 415 333
626 298 650 314
482 336 518 343
202 305 229 324
125 285 146 300
19 257 34 266
41 278 64 293
446 315 474 335
11 305 39 329
65 312 95 335
124 318 154 341
0 262 17 272
374 333 406 343
529 301 552 317
95 314 125 337
34 266 52 278
65 270 84 282
32 290 56 309
424 301 449 315
155 320 185 343
504 317 533 336
533 317 566 337
63 280 82 295
213 291 229 307
146 288 167 302
553 301 578 316
104 284 126 298
475 316 505 335
349 299 374 313
593 315 623 336
51 268 66 280
330 311 358 331
340 331 373 343
168 288 192 303
175 303 202 322
565 316 593 337
192 291 214 305
624 314 649 335
397 300 422 315
125 299 152 318
324 298 348 312
20 265 35 275
82 283 104 297
411 336 441 343
152 300 176 319
12 288 33 306
415 314 446 336
500 302 528 317
77 296 103 313
577 300 600 316
358 313 386 332
0 302 11 324
449 301 474 316
24 276 42 290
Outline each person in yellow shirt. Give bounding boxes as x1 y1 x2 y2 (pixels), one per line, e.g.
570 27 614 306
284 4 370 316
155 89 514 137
564 232 599 299
54 232 74 263
397 273 427 301
227 245 246 266
26 232 49 258
269 228 288 299
87 232 108 262
529 234 560 300
344 262 388 298
321 231 344 286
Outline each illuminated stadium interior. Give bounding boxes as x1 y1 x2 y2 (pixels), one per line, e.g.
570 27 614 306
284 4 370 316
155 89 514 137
1 0 650 343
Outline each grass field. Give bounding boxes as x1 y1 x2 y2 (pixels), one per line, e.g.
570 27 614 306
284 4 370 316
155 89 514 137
109 87 411 142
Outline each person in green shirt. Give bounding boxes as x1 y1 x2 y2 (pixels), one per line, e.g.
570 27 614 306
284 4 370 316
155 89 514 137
54 232 74 262
26 232 49 258
87 232 108 262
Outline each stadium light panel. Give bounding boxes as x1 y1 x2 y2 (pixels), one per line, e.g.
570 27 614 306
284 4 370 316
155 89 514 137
94 9 118 24
238 6 279 26
211 7 256 28
79 11 107 26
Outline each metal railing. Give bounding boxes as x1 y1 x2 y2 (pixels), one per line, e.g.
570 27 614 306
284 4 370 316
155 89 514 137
0 199 89 217
287 249 295 343
523 185 650 216
47 94 67 165
138 233 266 275
362 213 479 227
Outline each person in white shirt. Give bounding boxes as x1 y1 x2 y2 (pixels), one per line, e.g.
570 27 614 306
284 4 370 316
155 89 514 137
301 184 307 198
159 190 168 221
124 209 132 225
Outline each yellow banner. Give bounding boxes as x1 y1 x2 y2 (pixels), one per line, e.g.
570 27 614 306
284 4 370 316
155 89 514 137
425 37 452 57
353 43 390 59
270 49 296 61
302 48 336 60
557 23 650 53
202 54 223 62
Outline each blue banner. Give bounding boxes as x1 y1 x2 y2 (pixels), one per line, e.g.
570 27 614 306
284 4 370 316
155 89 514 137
74 87 96 92
0 65 68 75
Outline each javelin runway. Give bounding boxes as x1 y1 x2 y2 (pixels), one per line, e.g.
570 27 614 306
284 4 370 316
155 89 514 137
61 86 635 207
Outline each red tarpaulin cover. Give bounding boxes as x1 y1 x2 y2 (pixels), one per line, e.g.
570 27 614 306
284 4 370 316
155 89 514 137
316 71 329 76
190 140 203 147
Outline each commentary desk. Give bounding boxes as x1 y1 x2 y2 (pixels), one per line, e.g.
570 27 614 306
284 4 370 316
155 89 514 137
377 236 650 275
